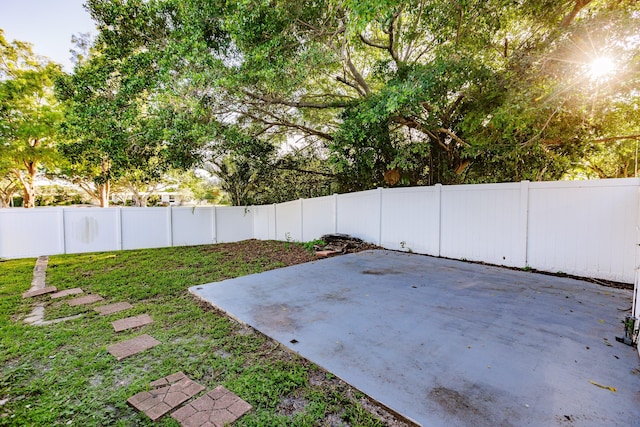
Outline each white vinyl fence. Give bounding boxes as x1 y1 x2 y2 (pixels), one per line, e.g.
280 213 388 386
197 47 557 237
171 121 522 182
1 178 638 284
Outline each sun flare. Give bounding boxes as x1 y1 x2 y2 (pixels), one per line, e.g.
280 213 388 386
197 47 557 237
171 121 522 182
588 56 615 80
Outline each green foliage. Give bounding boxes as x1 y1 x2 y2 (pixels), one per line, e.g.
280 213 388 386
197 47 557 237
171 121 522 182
0 29 64 207
302 240 326 253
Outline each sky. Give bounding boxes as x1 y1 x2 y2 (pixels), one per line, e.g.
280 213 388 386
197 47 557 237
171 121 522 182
0 0 97 71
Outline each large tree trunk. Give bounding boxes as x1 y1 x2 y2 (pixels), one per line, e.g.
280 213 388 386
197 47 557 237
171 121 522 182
98 181 110 207
15 160 37 208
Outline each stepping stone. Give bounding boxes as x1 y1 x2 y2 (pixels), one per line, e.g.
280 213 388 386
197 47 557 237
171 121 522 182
112 314 154 332
22 286 57 298
127 372 205 421
95 302 133 316
107 334 161 360
68 294 104 306
171 385 252 427
50 288 83 299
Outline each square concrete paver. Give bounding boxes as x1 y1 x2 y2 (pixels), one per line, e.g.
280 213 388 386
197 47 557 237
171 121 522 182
107 334 161 360
22 286 57 298
68 294 104 306
50 288 83 299
112 314 154 332
127 372 205 421
94 302 133 315
171 386 251 427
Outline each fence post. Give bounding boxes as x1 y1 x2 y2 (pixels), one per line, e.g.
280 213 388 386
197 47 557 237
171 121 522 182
519 180 530 267
333 194 338 234
299 198 304 242
435 183 442 257
167 207 173 247
377 187 383 246
210 206 216 243
59 208 66 255
273 203 278 240
212 206 218 243
117 207 123 250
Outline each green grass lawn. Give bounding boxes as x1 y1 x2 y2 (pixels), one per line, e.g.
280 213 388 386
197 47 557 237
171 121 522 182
0 240 397 426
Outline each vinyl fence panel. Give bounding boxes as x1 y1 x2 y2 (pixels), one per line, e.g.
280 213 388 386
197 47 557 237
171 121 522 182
527 179 638 283
63 208 120 254
120 208 171 250
0 208 63 258
215 206 253 242
276 200 302 241
440 182 526 267
302 195 336 241
253 205 277 241
337 189 381 244
380 186 441 254
171 207 215 246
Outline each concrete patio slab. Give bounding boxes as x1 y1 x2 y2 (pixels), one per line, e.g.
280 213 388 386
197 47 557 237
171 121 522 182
107 334 160 360
191 250 640 427
94 302 133 315
171 385 251 427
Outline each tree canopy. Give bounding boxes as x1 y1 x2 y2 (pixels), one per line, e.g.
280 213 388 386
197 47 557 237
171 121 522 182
3 1 639 207
78 0 639 201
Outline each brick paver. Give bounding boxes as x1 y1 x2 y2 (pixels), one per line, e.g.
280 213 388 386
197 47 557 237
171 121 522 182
127 372 205 421
112 314 154 332
50 288 83 299
107 334 161 360
68 294 104 306
94 302 133 315
22 286 57 298
171 386 251 427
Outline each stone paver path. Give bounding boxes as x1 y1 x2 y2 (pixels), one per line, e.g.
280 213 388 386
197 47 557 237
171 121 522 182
22 257 251 426
95 302 133 316
171 386 252 427
108 334 161 360
22 286 57 298
68 294 104 306
50 288 83 299
31 256 48 287
112 314 154 332
127 372 205 421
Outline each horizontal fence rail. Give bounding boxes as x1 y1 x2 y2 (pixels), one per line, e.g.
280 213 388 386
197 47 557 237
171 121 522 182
1 178 638 283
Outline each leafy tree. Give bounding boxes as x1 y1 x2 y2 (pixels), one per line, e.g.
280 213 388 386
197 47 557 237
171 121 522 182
55 21 208 207
0 30 63 208
79 0 640 198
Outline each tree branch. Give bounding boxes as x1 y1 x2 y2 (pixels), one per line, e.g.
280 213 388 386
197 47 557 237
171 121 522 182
241 109 334 141
359 33 387 50
560 0 593 29
391 116 449 151
388 8 401 62
437 127 468 147
335 75 366 97
343 48 370 95
241 89 350 109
